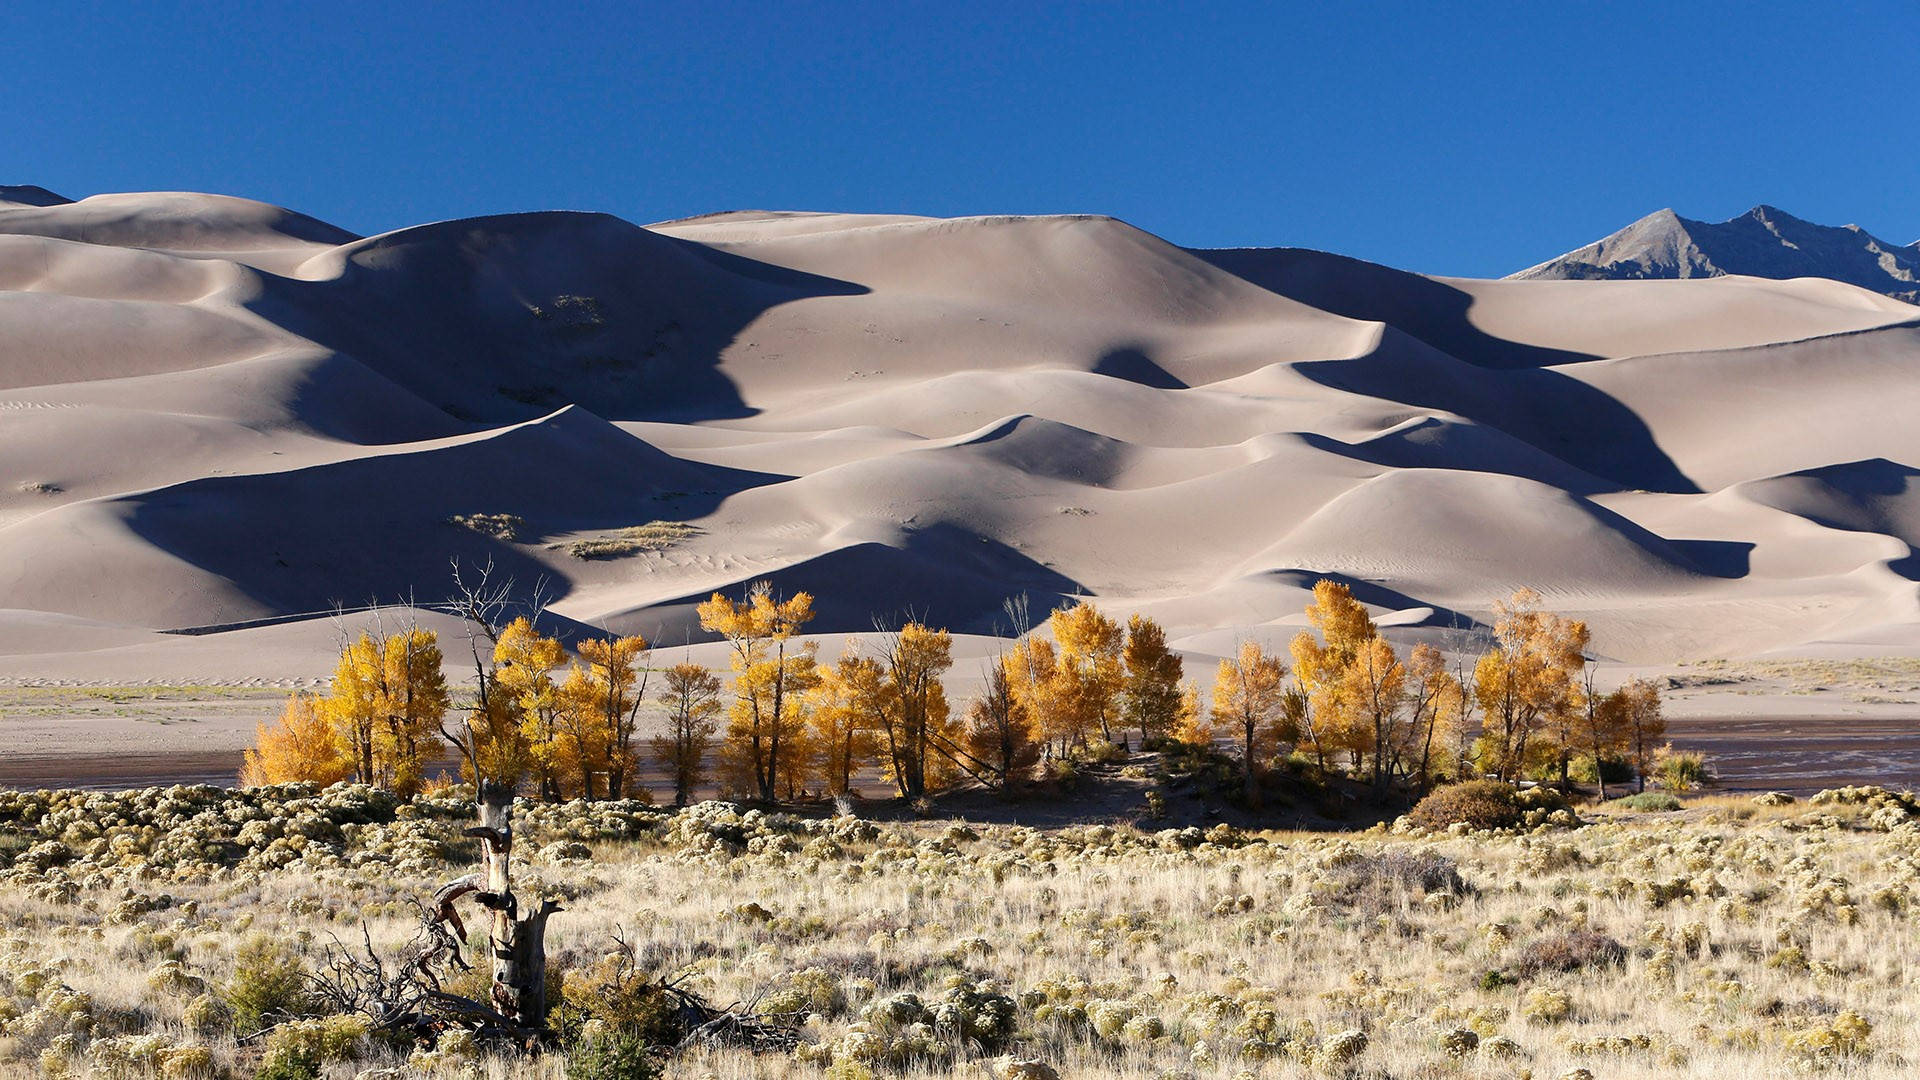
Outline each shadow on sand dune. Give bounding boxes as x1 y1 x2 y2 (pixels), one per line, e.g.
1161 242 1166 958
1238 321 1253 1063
1094 345 1190 390
1672 539 1754 579
612 523 1089 642
250 212 871 427
117 409 788 631
1193 246 1598 370
1260 568 1488 634
1197 246 1701 494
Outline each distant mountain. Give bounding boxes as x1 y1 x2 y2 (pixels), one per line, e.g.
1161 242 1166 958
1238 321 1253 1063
1510 205 1920 304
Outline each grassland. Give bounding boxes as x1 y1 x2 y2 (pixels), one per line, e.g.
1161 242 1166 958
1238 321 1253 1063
1 776 1918 1078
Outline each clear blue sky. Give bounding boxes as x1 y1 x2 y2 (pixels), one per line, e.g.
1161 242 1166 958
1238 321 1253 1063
6 1 1916 277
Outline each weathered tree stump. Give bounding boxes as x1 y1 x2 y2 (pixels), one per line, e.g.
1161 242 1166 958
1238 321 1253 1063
431 779 560 1038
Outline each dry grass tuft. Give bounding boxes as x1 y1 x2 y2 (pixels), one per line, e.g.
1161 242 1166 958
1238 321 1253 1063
568 521 702 559
445 512 528 542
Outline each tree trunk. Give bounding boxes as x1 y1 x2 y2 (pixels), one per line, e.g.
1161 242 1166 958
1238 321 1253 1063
1634 725 1647 793
1417 711 1437 794
459 780 561 1035
1242 718 1260 805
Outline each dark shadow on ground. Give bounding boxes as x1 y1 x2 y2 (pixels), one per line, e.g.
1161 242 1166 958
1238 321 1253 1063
1672 540 1753 578
249 211 870 427
1258 568 1488 633
615 523 1087 643
1193 246 1597 369
1197 246 1701 494
122 412 785 630
1093 345 1189 389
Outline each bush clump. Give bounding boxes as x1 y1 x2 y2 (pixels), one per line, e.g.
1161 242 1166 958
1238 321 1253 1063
1513 930 1628 978
1612 792 1683 812
1407 780 1523 831
254 1016 367 1079
567 1027 660 1080
555 949 690 1059
226 936 312 1036
1330 848 1470 917
1652 746 1711 793
1569 755 1634 784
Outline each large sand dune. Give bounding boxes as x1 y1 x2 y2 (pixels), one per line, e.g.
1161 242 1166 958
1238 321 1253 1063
3 190 1920 683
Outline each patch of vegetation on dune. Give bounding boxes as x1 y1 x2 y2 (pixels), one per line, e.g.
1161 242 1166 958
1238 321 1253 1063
444 511 528 542
567 520 703 559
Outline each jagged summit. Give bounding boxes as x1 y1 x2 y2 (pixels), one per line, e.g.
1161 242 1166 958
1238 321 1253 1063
1511 205 1920 304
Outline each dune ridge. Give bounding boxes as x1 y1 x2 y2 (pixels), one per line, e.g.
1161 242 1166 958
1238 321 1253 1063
3 188 1920 675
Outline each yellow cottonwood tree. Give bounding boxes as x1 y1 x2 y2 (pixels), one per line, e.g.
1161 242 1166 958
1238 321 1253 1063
876 622 956 799
1347 635 1407 788
1471 588 1589 782
1172 681 1212 745
556 634 650 799
241 694 353 787
1005 636 1070 755
1290 580 1381 770
653 661 722 806
317 628 449 796
457 686 528 792
379 628 450 797
961 654 1040 790
700 582 819 802
1050 602 1124 745
1122 614 1184 744
809 648 886 796
1403 643 1464 790
1212 640 1288 802
329 633 386 787
492 618 567 800
1613 677 1666 792
775 696 820 801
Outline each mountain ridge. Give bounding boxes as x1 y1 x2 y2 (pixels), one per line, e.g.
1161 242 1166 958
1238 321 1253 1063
1511 204 1920 304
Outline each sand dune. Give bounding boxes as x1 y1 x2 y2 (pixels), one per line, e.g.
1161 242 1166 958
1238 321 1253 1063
3 188 1920 680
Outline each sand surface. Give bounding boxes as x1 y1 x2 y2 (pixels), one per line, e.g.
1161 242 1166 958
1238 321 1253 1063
5 190 1920 786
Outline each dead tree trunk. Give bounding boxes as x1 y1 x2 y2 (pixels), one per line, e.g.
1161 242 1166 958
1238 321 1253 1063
433 780 561 1039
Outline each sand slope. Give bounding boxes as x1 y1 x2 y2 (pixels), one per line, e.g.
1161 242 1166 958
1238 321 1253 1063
3 191 1920 676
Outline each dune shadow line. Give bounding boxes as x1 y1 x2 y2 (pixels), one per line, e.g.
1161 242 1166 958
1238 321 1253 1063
248 212 871 427
1193 246 1701 494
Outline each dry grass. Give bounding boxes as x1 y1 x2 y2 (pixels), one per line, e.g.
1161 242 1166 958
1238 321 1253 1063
1678 657 1920 703
567 521 702 560
445 512 528 542
2 786 1919 1077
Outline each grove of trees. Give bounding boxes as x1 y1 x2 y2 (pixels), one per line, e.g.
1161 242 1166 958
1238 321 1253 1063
246 579 1669 804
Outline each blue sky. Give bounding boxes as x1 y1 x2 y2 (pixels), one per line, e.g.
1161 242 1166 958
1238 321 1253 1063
6 1 1916 277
